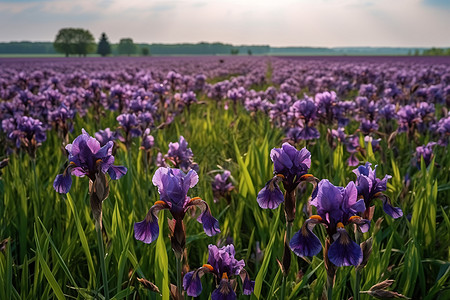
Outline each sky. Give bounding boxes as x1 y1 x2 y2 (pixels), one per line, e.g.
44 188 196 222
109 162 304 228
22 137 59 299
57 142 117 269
0 0 449 47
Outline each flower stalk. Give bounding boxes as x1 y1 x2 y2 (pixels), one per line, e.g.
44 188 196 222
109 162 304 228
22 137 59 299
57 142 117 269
95 219 109 300
354 228 362 300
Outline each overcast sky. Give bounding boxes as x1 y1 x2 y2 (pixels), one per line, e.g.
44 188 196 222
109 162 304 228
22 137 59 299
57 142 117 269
0 0 449 47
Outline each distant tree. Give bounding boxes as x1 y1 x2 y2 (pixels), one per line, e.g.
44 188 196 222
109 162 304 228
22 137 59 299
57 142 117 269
141 47 150 56
97 33 111 57
118 38 137 56
54 28 95 57
247 49 252 56
230 48 239 55
54 28 75 57
414 49 420 56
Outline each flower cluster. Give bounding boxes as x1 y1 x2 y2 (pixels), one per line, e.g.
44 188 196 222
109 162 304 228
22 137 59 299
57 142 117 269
183 244 254 299
290 180 369 266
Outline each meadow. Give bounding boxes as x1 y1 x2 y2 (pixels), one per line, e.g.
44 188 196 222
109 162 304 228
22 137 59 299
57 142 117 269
0 56 449 299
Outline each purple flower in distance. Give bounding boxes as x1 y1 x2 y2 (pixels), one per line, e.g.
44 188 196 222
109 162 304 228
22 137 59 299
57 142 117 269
3 116 47 158
212 170 234 203
95 128 119 147
290 180 369 267
353 162 403 219
165 136 198 172
183 244 254 299
415 142 436 168
140 128 154 151
53 129 127 194
134 167 220 246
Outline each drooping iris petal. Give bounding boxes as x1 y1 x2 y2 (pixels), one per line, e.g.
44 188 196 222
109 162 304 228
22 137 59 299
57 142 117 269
183 271 203 297
239 270 255 295
107 165 128 180
243 276 255 295
382 199 403 219
53 172 73 194
257 179 284 209
211 280 236 300
328 228 363 267
134 203 166 244
290 221 322 257
200 210 221 236
134 218 159 244
348 216 371 233
187 198 221 236
347 153 359 167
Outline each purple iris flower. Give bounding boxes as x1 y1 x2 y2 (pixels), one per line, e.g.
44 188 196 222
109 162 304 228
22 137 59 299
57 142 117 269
95 128 119 147
353 162 403 219
53 129 127 194
140 128 155 151
3 116 47 158
289 180 369 267
165 136 199 172
183 244 254 299
134 167 220 245
212 170 234 203
415 142 436 168
257 143 312 210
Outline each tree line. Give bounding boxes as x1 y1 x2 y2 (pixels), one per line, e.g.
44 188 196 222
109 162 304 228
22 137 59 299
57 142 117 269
53 28 142 57
0 27 268 56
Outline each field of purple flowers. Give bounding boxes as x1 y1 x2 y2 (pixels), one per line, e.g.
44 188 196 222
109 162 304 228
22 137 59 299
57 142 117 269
0 56 449 299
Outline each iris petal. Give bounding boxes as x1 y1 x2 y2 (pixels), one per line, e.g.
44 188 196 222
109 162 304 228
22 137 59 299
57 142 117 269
134 204 166 244
188 198 221 236
183 271 203 297
256 180 284 209
289 222 322 257
211 280 236 300
382 199 403 219
328 228 363 267
107 165 128 180
53 172 72 194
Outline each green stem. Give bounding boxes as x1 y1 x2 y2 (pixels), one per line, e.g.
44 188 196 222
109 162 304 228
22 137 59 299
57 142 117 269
327 277 333 300
354 229 361 300
280 276 287 300
96 222 109 300
176 255 183 299
280 221 293 300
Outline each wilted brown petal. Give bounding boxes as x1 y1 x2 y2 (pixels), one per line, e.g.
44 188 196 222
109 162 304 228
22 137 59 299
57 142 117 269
369 279 395 291
137 277 160 294
357 237 373 271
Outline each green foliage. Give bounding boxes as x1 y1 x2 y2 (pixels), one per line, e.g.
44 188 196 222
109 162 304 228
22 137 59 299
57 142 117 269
0 81 448 299
54 28 96 57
